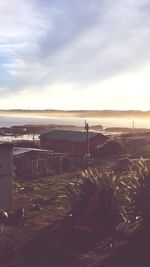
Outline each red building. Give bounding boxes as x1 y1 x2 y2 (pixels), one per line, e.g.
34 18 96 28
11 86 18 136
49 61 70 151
40 129 108 156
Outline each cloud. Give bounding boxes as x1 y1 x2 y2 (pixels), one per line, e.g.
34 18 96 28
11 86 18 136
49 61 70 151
0 0 150 109
0 0 49 89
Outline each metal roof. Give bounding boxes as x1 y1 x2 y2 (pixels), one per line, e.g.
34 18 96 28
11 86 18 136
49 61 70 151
13 147 52 156
40 129 106 143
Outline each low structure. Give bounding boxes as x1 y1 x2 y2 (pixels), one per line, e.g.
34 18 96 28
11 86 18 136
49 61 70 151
39 129 108 156
13 147 83 180
13 147 59 179
0 143 13 211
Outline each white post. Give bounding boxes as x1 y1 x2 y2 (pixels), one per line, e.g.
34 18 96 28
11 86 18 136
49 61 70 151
0 144 13 211
85 122 89 166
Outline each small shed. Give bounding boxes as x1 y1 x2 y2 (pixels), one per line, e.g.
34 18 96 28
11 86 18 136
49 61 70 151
40 129 108 156
13 147 82 180
13 147 56 180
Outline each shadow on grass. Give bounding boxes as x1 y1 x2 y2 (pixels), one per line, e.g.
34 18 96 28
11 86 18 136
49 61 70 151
17 216 100 267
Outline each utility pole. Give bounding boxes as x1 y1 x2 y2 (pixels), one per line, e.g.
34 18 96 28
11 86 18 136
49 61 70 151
132 121 135 134
85 121 89 166
132 121 135 129
32 128 35 146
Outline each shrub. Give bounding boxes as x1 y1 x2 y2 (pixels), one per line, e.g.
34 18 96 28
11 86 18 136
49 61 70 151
67 161 150 239
114 159 150 226
93 140 126 159
67 169 122 235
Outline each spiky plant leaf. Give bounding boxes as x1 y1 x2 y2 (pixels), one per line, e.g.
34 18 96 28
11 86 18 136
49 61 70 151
67 168 122 234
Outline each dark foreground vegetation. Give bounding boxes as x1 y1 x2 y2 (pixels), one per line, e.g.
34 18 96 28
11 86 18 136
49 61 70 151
1 161 150 267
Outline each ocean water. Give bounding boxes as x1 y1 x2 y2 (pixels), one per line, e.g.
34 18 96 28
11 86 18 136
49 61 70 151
0 114 150 129
0 133 39 142
0 114 149 142
0 114 150 128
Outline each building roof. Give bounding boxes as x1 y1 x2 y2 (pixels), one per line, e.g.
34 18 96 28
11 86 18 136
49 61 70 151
13 147 52 156
40 129 107 143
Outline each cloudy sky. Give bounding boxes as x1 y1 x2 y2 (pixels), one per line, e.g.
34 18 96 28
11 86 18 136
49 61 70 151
0 0 150 110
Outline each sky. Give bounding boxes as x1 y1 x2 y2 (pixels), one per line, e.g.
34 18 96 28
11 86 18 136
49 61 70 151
0 0 150 110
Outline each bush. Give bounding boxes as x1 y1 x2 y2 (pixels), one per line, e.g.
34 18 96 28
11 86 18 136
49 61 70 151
67 160 150 242
111 158 150 227
67 169 122 235
93 140 126 159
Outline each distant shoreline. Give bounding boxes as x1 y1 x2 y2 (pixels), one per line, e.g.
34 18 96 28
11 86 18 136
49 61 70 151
0 109 150 119
0 110 149 129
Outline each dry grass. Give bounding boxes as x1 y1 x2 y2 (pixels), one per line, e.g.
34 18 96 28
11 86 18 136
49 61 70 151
0 172 77 248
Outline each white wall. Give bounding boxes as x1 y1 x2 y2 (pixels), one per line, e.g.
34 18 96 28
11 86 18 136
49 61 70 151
0 144 13 211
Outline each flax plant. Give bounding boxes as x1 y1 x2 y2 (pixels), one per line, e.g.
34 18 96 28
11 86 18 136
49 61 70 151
67 168 121 234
